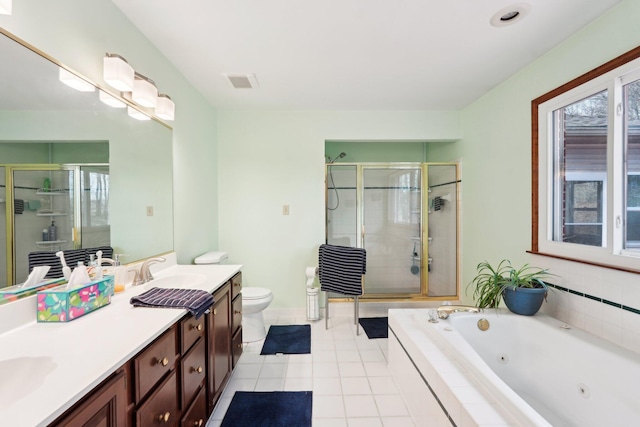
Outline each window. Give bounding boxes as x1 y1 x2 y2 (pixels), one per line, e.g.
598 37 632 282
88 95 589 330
533 46 640 271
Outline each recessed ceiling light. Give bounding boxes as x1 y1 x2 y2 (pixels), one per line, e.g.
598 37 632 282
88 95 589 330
490 3 531 27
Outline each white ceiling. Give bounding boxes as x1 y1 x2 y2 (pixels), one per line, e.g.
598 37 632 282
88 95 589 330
111 0 621 111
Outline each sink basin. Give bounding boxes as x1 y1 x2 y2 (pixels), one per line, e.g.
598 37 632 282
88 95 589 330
0 356 57 409
145 273 208 289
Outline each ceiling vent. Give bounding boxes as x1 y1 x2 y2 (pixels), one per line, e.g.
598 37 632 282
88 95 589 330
224 73 259 89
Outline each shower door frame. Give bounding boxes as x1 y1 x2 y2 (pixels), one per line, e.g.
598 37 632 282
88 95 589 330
325 162 460 301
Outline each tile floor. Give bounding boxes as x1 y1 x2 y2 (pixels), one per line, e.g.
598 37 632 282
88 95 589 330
205 307 416 427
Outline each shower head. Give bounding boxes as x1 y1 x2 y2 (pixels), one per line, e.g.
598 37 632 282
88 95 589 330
328 152 347 163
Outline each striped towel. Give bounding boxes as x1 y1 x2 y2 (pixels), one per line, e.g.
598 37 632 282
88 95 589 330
130 287 214 319
28 247 114 279
318 244 366 296
14 199 24 214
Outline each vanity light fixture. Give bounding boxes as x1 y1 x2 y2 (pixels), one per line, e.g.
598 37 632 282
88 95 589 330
127 105 151 121
58 68 95 92
132 72 158 108
155 94 175 121
99 90 126 108
103 53 134 92
0 0 11 15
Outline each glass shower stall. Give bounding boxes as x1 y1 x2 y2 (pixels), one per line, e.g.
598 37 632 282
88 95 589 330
325 162 458 300
1 164 109 286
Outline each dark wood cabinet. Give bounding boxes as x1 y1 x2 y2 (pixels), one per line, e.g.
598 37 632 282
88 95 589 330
50 369 127 427
207 283 231 413
230 273 243 368
49 272 242 427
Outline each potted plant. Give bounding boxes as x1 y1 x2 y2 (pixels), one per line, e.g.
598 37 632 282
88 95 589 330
467 259 552 315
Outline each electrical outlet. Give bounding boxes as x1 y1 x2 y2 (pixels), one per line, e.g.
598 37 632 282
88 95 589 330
283 204 290 215
146 206 154 216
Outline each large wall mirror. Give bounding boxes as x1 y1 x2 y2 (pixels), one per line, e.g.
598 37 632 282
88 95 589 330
0 28 174 288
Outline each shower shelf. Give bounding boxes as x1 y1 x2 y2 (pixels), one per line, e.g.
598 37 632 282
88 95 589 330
36 240 68 249
36 189 67 195
36 240 67 245
36 212 67 217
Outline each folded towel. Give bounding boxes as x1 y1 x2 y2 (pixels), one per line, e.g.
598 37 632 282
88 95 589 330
130 287 214 319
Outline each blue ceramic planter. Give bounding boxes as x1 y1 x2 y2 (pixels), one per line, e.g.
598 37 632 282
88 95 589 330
503 286 547 316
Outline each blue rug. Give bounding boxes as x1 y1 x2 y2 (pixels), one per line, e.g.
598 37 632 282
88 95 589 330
359 317 388 339
261 324 311 354
220 391 312 427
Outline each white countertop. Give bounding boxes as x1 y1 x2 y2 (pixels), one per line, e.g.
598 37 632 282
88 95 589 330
0 254 242 427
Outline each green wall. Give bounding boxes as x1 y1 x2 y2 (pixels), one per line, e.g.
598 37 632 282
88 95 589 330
0 142 109 164
219 110 460 308
325 141 427 163
434 0 640 304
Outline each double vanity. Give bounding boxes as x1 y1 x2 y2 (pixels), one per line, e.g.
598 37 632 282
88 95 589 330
0 253 242 427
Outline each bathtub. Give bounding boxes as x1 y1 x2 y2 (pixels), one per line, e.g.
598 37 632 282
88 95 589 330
388 308 640 427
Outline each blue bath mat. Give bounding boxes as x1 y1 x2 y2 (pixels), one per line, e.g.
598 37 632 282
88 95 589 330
359 317 388 339
220 391 312 427
260 324 311 355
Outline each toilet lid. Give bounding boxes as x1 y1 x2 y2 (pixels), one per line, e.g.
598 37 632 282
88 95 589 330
242 287 272 300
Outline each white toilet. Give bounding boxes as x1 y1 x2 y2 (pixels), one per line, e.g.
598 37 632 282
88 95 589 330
241 287 273 342
194 251 273 343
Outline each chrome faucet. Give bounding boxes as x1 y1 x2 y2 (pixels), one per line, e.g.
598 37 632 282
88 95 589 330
133 257 166 285
436 304 482 319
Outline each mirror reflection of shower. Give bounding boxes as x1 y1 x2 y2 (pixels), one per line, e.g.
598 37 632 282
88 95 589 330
327 152 346 211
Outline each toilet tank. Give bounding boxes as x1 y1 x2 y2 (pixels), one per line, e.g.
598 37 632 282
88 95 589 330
194 251 229 265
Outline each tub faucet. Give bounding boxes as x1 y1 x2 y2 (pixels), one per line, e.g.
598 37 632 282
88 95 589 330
436 305 481 319
135 257 166 285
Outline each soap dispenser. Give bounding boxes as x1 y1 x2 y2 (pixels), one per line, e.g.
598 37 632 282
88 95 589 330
112 254 128 293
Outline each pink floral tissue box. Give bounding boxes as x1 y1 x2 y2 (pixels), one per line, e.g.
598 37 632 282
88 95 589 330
37 275 114 322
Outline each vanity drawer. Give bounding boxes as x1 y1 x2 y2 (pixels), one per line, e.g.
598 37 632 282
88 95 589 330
181 314 205 354
232 327 243 368
181 338 206 408
180 386 207 427
135 326 177 401
231 272 242 300
232 294 242 336
136 370 179 427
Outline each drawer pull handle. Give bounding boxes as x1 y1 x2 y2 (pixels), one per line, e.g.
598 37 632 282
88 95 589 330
234 310 242 315
237 343 243 349
190 366 203 373
158 411 171 422
234 282 241 287
213 308 218 315
156 357 169 367
190 323 203 331
194 419 204 427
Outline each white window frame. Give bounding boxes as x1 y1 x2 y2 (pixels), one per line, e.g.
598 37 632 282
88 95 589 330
535 54 640 270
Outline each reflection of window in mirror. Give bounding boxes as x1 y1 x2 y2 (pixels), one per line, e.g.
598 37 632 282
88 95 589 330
532 45 640 272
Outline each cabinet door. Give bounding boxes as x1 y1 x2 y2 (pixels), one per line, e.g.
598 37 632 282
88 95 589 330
51 369 126 427
207 284 231 412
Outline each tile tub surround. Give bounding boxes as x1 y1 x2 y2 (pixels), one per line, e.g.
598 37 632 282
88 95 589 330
0 253 242 427
535 256 640 354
